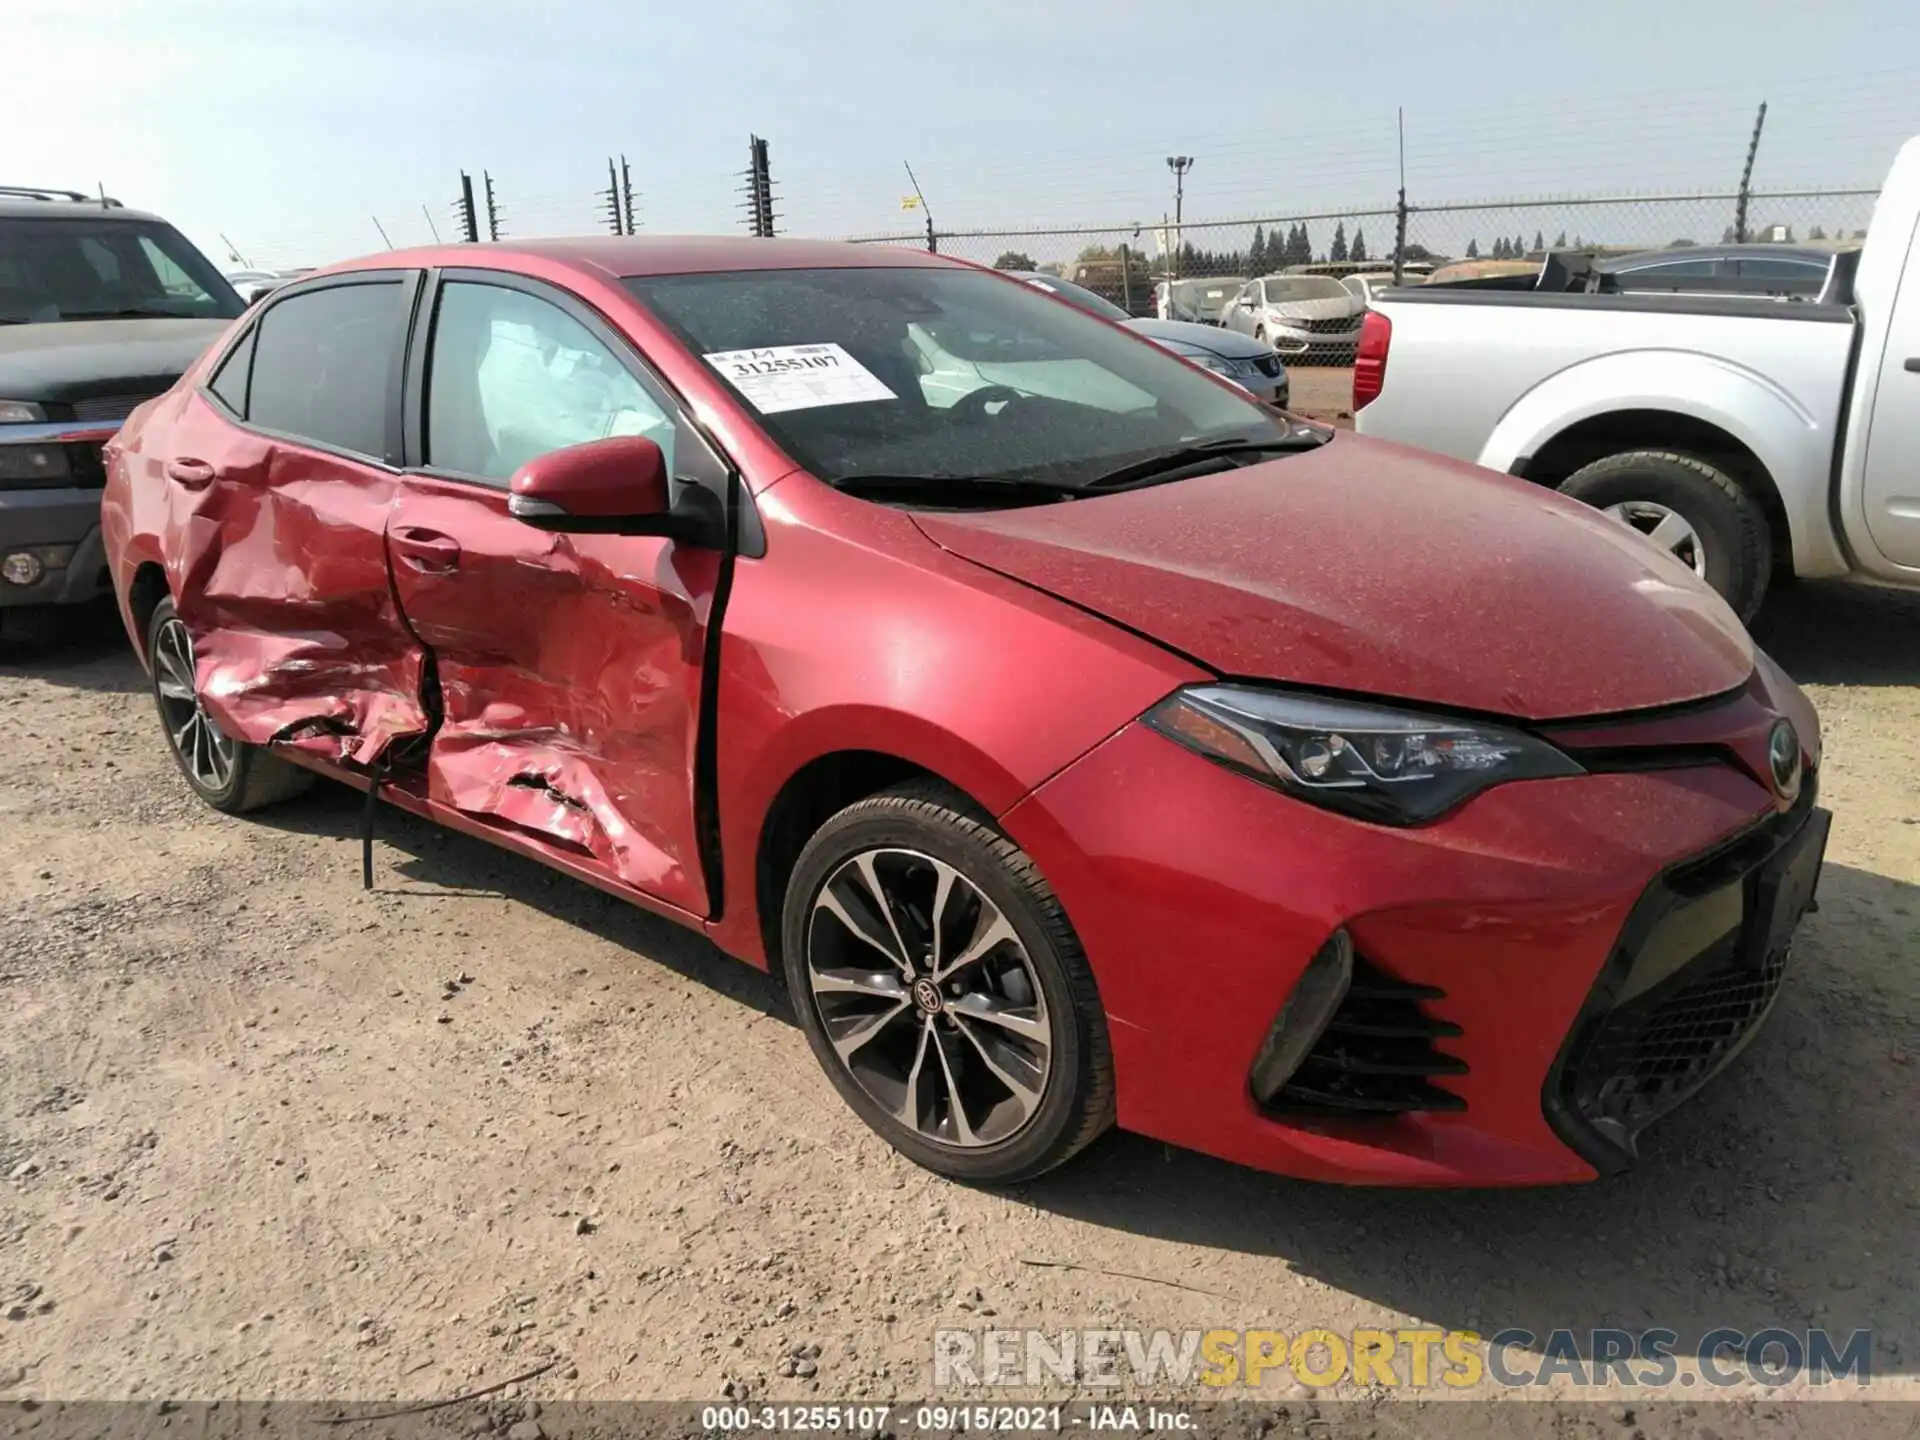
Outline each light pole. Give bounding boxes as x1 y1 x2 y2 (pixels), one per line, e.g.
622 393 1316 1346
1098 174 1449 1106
1166 156 1193 286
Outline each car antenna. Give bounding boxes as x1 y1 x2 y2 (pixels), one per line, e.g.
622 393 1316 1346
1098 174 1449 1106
904 162 935 254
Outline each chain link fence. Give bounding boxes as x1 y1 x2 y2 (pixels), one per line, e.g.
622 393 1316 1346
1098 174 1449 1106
835 188 1880 334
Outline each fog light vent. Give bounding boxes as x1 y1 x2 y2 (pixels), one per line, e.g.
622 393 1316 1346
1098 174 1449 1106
1249 929 1355 1106
1256 943 1468 1116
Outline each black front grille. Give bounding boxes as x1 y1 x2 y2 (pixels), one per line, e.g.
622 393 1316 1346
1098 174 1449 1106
1564 943 1787 1134
1252 354 1283 377
1546 787 1822 1169
1265 957 1467 1116
70 392 157 423
1294 316 1358 335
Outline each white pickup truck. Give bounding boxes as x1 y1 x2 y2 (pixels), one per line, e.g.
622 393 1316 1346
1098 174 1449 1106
1355 136 1920 621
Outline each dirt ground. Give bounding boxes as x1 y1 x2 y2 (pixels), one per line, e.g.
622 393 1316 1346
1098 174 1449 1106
1283 363 1356 426
1 580 1915 1423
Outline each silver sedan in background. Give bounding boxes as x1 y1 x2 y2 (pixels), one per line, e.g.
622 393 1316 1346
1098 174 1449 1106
1222 274 1366 362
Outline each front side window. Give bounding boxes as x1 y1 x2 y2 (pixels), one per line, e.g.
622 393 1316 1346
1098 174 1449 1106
625 266 1286 494
0 218 243 323
425 281 676 485
247 281 404 458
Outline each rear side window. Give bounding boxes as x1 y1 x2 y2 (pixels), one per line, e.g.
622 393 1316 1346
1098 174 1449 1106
1733 256 1827 279
248 281 403 459
1618 257 1717 278
208 327 256 415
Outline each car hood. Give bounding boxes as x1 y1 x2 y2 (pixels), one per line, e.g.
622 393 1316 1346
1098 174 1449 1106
1264 297 1361 322
0 318 232 403
911 436 1753 721
1125 318 1275 359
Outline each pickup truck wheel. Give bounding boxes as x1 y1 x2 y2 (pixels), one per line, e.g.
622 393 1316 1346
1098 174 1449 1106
1557 450 1773 622
781 780 1115 1184
146 598 314 814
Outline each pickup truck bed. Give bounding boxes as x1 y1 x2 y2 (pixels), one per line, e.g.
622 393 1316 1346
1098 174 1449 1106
1358 289 1858 584
1354 133 1920 622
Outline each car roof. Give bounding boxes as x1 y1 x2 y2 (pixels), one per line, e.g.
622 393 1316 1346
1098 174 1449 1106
316 235 963 283
0 197 170 224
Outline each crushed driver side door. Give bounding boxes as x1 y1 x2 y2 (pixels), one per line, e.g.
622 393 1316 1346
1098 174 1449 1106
384 270 733 916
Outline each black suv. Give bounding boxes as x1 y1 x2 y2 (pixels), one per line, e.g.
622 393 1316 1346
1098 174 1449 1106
0 186 243 643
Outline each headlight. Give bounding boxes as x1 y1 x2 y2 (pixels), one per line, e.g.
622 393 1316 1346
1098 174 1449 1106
1144 685 1582 825
0 444 71 485
0 400 48 424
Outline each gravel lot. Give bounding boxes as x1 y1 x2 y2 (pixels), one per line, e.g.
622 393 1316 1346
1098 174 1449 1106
1 577 1915 1423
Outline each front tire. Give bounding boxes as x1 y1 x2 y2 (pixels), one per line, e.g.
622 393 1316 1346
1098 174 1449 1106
146 598 313 814
1557 449 1773 622
781 781 1114 1184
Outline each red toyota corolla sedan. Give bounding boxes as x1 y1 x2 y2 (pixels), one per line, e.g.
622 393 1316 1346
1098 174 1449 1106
101 237 1827 1187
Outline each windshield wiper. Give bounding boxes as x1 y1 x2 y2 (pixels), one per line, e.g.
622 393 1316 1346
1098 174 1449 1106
1080 430 1332 492
829 472 1081 505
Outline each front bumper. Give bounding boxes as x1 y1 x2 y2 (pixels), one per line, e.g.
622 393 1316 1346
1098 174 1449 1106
0 487 110 607
1001 713 1818 1186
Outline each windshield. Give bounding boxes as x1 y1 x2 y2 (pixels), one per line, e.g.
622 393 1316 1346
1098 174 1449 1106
625 266 1289 493
1017 274 1130 322
1264 277 1349 302
0 218 244 323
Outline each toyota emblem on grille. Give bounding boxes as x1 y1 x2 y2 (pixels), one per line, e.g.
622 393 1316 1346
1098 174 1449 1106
1767 719 1801 799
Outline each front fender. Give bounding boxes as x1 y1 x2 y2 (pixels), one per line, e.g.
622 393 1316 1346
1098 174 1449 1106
1479 349 1849 580
699 487 1205 967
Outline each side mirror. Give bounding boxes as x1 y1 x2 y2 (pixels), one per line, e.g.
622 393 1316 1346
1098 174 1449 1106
507 435 690 538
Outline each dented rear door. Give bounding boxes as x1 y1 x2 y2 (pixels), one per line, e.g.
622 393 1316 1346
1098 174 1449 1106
166 272 430 764
386 272 721 916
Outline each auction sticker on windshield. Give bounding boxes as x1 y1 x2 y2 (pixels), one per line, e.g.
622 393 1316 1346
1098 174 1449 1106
702 343 897 413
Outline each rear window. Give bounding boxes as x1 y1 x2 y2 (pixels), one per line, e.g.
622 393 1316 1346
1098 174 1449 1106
0 217 243 323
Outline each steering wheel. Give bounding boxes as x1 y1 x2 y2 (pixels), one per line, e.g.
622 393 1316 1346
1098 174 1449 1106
953 384 1026 420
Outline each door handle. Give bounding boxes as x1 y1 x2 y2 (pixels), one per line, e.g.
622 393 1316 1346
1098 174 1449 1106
165 457 217 490
1904 357 1920 373
391 527 462 572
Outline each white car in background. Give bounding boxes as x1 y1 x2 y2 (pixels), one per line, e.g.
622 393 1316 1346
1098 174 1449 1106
1342 271 1424 308
1155 276 1244 323
1221 274 1365 362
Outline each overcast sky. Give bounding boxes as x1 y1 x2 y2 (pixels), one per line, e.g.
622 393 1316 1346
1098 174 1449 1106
16 0 1918 269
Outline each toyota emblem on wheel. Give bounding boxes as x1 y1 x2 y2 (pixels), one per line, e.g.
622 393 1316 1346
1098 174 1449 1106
1768 719 1802 799
912 977 944 1014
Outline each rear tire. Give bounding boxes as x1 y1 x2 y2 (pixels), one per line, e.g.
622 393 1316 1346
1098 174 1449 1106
146 598 313 814
1557 449 1773 622
781 780 1114 1184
